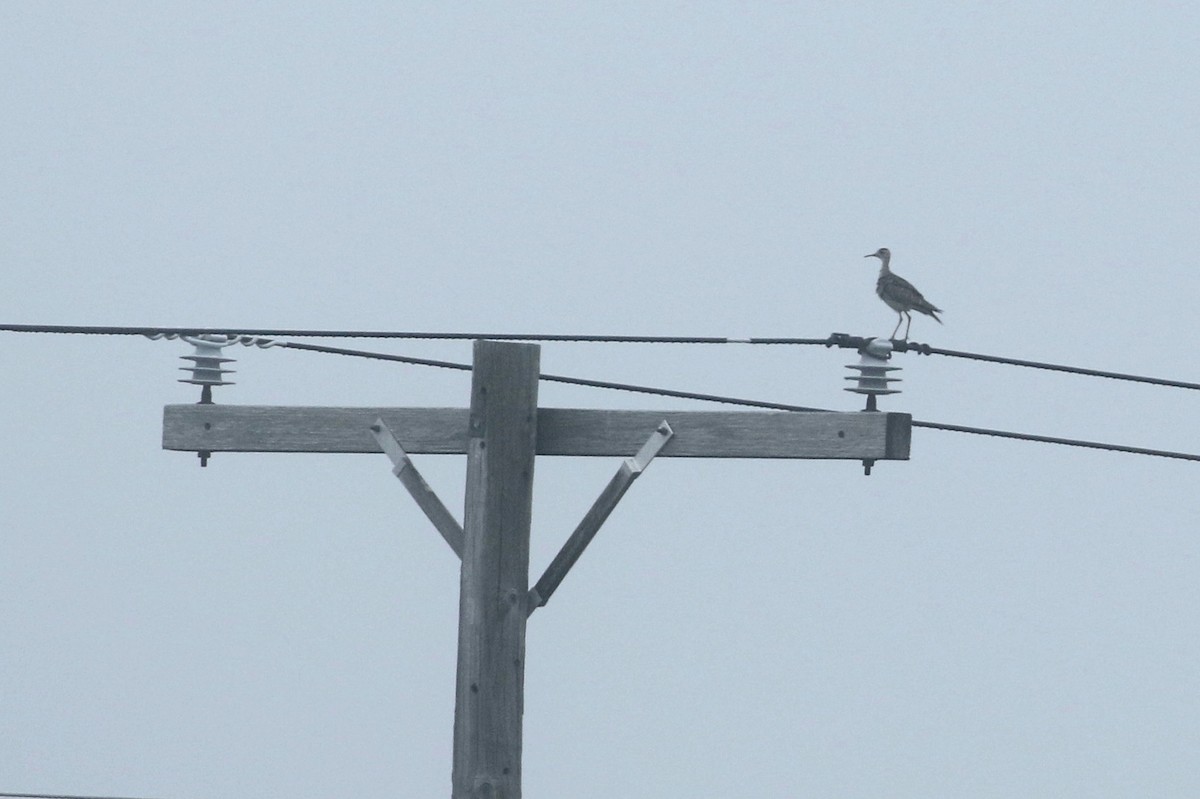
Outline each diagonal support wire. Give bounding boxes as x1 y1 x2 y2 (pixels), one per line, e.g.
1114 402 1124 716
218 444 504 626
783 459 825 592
527 421 674 617
370 419 465 558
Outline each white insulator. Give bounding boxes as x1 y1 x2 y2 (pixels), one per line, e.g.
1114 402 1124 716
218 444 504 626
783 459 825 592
178 335 236 387
844 338 901 397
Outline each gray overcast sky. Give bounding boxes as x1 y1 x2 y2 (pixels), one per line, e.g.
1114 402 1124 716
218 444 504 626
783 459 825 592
3 3 1199 797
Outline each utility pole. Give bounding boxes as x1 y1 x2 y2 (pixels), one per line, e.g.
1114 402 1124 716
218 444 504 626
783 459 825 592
453 341 538 797
162 339 911 798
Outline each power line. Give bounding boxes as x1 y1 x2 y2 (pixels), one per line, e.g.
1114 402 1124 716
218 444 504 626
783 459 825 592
276 341 1200 462
280 341 473 372
0 323 796 344
823 333 1200 390
278 341 827 411
911 420 1200 462
0 792 162 799
883 338 1200 391
4 323 1195 393
5 324 1198 457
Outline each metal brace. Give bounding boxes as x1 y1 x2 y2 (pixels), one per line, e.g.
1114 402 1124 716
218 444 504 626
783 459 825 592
370 419 465 558
527 420 674 617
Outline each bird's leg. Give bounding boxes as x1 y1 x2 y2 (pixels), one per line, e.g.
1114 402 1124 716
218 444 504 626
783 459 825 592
903 312 913 340
891 315 902 340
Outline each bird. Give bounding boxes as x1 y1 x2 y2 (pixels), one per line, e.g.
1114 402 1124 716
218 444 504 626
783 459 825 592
864 247 943 340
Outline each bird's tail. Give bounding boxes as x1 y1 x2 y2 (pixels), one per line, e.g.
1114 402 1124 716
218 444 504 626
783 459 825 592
912 295 943 323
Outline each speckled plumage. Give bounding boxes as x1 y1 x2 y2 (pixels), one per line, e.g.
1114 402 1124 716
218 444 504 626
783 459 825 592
865 248 942 340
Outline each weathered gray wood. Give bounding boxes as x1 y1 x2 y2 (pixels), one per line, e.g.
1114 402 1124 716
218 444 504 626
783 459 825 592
528 421 674 617
163 405 911 460
452 341 539 799
369 419 465 558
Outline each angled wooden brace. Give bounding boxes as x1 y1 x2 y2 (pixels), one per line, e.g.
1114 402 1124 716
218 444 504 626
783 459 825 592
370 418 465 558
527 421 674 617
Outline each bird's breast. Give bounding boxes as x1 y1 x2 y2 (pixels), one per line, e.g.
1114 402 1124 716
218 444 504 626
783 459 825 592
876 279 908 312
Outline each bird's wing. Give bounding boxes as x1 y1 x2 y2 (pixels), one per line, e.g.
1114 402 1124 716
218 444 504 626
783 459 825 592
879 272 942 314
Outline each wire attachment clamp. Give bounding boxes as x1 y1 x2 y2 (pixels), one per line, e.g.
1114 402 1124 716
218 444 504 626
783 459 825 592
146 332 279 403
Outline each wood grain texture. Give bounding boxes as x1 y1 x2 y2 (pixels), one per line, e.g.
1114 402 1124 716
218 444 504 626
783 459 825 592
528 460 639 616
371 420 466 558
163 406 911 460
452 341 539 799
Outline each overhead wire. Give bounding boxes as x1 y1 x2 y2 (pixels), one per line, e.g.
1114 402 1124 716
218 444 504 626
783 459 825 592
0 323 795 344
884 338 1200 391
4 323 1197 460
0 792 163 799
277 341 1200 462
3 323 1195 392
279 341 827 411
924 344 1200 390
911 420 1200 462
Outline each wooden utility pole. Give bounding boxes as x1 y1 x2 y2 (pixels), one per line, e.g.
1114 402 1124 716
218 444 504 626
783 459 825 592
161 339 912 798
453 341 538 797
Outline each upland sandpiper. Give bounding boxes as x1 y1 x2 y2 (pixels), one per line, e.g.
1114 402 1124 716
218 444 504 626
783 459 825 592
865 247 943 340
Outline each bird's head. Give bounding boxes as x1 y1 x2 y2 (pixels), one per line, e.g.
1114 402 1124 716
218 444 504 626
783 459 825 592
865 247 890 262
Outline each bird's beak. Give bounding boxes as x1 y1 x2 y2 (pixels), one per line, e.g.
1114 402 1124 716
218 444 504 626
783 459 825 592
863 253 875 259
